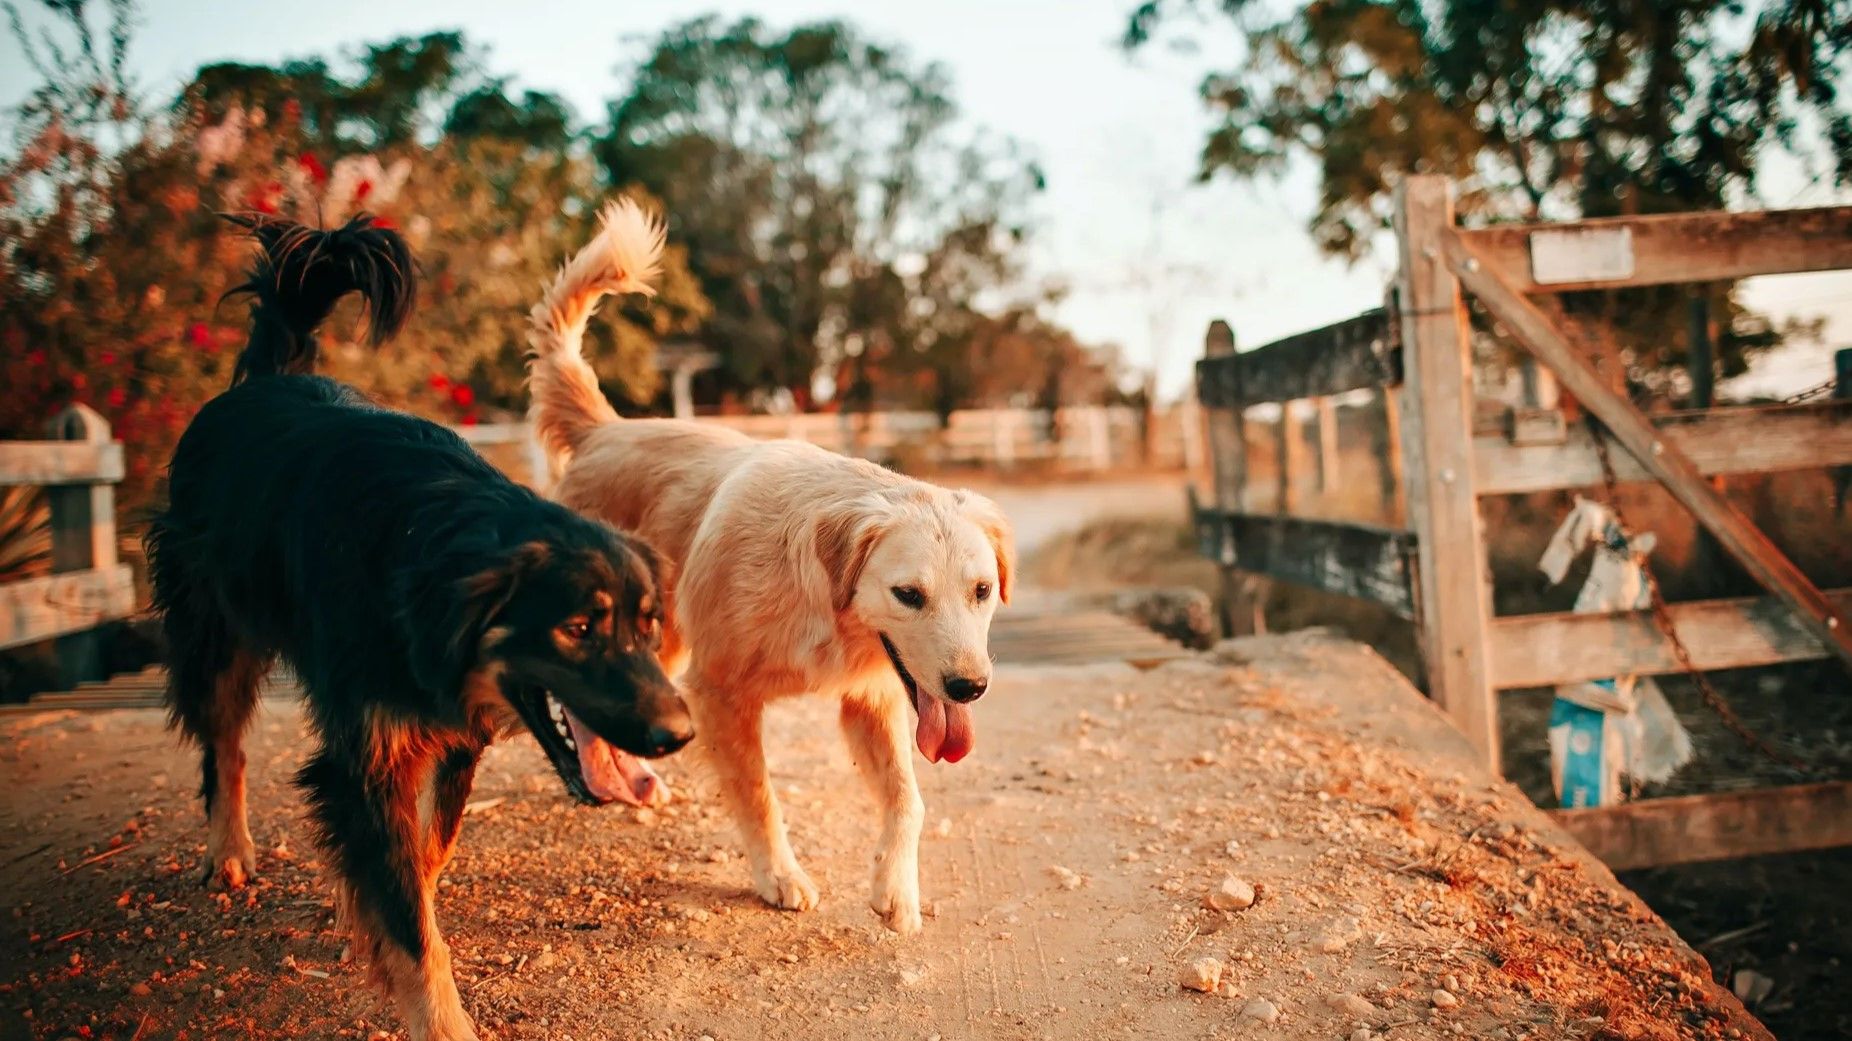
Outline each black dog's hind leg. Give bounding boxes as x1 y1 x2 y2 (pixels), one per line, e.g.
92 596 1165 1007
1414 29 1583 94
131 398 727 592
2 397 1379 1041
158 573 270 889
301 738 478 1041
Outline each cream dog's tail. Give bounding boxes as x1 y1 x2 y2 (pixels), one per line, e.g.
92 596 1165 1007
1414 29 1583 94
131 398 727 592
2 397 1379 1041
526 198 666 471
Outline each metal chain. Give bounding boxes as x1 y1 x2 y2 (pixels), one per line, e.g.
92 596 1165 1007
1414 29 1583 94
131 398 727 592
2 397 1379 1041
1784 377 1840 404
1583 417 1810 772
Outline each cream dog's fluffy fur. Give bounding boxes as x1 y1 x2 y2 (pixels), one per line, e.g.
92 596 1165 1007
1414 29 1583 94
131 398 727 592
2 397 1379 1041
526 200 1015 932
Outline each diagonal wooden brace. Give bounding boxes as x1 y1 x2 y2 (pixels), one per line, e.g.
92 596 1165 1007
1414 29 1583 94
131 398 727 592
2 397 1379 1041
1441 230 1852 673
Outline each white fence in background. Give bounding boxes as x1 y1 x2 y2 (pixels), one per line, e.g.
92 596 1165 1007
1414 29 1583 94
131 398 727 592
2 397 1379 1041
455 404 1204 488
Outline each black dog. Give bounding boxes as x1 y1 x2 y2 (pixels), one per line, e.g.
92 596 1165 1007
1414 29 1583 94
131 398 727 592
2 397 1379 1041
147 215 692 1041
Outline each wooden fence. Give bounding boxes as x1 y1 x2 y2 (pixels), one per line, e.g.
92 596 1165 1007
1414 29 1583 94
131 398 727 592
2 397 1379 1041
461 403 1205 488
1194 174 1852 869
0 405 136 683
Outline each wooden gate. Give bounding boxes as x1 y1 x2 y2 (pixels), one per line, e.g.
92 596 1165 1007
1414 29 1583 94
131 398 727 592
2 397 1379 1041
1196 175 1852 868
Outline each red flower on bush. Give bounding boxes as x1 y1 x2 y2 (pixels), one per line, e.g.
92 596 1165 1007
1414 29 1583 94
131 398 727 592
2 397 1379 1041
70 374 87 390
450 384 475 408
99 350 116 366
26 349 46 366
298 153 328 185
355 178 373 203
461 412 479 427
370 215 395 230
187 322 211 348
428 373 450 392
107 387 127 409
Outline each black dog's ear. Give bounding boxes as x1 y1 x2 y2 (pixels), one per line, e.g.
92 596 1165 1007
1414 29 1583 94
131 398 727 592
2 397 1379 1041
625 536 673 603
400 542 549 695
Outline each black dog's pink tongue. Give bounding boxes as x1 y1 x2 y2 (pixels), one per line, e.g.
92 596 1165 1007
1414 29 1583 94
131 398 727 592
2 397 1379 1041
914 695 975 764
563 709 663 806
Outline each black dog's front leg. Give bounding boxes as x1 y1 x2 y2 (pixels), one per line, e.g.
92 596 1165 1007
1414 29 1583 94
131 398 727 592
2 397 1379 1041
300 743 478 1041
431 746 482 872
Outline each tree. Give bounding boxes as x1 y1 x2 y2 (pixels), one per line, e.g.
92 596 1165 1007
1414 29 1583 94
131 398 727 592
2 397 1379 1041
1126 0 1851 399
2 8 708 516
596 17 1045 408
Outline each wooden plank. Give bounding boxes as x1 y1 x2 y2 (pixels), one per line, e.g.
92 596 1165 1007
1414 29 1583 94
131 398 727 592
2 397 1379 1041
1378 387 1407 526
44 405 117 683
1457 205 1852 293
1394 177 1501 769
1313 398 1340 494
1552 783 1852 870
1446 229 1852 672
1200 321 1266 637
1491 587 1852 688
0 565 136 650
1476 400 1852 494
1276 405 1305 515
1191 508 1417 618
0 441 125 485
1196 309 1397 408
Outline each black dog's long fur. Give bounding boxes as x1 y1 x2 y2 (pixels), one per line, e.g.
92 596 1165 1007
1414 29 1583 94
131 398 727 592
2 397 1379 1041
148 214 689 1039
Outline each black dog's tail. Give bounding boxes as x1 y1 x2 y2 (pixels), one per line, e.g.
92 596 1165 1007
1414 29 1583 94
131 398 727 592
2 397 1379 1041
221 213 416 385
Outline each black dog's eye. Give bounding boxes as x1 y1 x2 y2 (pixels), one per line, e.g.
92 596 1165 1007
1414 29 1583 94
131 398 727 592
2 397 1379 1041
974 582 992 602
559 619 591 642
891 585 926 610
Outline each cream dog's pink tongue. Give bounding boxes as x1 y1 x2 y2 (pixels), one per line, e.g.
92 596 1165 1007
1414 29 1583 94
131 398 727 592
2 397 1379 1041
913 695 975 764
563 709 664 806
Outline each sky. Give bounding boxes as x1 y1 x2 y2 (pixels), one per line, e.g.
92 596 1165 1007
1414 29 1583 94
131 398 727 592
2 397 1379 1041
3 0 1847 399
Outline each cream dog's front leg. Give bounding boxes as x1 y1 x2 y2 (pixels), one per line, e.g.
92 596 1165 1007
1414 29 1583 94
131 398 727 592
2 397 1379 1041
840 689 924 933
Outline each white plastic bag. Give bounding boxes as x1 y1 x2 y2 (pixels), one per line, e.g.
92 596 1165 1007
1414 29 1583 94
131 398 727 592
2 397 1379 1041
1540 497 1694 807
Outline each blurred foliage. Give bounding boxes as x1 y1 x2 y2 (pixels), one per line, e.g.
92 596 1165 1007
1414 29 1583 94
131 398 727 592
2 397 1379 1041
0 1 706 515
1126 0 1851 400
596 17 1087 411
2 4 1123 527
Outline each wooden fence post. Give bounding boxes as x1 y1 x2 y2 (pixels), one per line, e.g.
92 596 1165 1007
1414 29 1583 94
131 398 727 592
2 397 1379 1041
46 404 116 686
1314 397 1340 496
1394 176 1500 770
1203 321 1267 636
1275 403 1306 514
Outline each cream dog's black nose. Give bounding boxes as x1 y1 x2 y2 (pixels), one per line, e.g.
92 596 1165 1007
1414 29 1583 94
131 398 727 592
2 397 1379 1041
943 675 988 703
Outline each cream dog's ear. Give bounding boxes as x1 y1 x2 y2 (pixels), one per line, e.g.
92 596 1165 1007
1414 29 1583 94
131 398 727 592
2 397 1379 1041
955 491 1015 605
813 500 894 615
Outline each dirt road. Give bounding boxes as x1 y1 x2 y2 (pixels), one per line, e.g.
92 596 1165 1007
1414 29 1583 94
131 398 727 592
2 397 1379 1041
1 634 1761 1040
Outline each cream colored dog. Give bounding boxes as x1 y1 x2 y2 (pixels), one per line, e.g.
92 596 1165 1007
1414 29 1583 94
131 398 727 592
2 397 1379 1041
525 201 1014 932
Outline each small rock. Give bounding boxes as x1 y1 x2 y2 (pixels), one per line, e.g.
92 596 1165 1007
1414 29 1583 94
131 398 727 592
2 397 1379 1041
529 950 560 971
897 966 928 987
1313 916 1362 953
1204 875 1256 911
1178 957 1224 993
1327 992 1375 1018
128 982 152 997
1351 1030 1374 1041
1240 997 1279 1023
1047 865 1084 891
1432 988 1459 1010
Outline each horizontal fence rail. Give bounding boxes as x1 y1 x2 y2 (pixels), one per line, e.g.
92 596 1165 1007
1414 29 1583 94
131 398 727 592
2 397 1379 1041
1474 399 1852 494
1190 499 1418 618
1196 309 1397 409
1457 205 1852 293
1490 587 1852 689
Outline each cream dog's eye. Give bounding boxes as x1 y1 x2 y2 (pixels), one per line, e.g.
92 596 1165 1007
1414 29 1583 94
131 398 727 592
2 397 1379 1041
974 582 992 602
891 586 926 609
